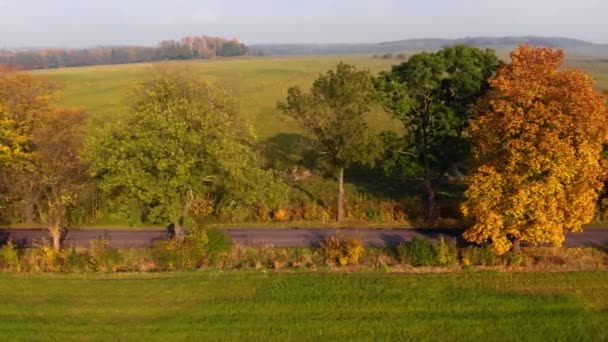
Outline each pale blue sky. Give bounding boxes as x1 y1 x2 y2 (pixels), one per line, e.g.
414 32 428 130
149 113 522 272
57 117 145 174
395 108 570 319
0 0 606 47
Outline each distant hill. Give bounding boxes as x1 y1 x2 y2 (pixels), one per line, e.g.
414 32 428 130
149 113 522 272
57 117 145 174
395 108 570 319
249 36 608 57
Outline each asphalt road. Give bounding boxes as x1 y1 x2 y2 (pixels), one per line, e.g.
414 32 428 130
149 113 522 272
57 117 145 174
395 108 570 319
1 227 607 249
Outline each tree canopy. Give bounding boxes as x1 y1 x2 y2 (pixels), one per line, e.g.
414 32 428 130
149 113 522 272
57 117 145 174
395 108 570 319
278 62 380 221
462 45 608 254
375 45 499 221
85 68 285 236
31 108 90 250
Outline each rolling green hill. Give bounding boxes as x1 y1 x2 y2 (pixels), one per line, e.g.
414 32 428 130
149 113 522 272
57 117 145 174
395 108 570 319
36 55 402 139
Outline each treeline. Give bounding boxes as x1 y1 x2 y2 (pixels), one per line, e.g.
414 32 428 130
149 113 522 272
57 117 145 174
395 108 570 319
0 45 607 255
0 35 248 70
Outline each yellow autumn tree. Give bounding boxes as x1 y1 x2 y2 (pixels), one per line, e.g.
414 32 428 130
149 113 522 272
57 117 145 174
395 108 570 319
0 67 90 250
462 45 608 254
0 67 56 221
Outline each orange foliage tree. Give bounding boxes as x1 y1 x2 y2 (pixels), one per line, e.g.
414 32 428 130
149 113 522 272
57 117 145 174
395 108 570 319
462 45 608 254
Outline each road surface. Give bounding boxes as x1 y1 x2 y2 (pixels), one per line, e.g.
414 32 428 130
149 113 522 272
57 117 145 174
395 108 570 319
1 227 607 249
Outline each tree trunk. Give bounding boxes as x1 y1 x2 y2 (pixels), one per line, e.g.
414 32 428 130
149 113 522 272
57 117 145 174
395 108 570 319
337 167 345 222
511 237 521 253
173 220 185 240
423 178 436 223
49 226 61 251
23 200 35 225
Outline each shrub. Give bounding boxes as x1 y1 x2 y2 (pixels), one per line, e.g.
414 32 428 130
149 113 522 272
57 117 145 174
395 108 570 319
216 204 253 223
231 246 273 269
504 251 527 267
286 247 318 268
88 236 123 272
302 203 332 222
205 228 233 266
0 241 21 272
365 209 382 221
22 239 63 272
151 239 185 270
398 236 438 266
436 235 458 266
62 248 90 272
461 246 496 266
273 208 290 222
152 227 233 270
345 193 408 223
320 234 365 266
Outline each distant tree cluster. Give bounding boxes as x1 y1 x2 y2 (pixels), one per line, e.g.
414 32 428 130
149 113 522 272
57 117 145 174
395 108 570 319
0 36 248 70
373 53 408 60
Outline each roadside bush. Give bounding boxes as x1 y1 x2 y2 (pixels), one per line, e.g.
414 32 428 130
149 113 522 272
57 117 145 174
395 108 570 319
152 227 233 270
88 236 123 272
286 247 319 268
0 241 21 272
302 203 332 222
231 245 275 269
398 236 438 266
320 234 365 266
22 239 63 272
436 235 458 266
365 247 397 268
504 251 528 267
273 208 290 222
524 247 607 270
62 248 90 272
346 194 408 223
205 228 233 266
461 246 496 266
151 239 185 270
399 196 424 223
216 204 253 223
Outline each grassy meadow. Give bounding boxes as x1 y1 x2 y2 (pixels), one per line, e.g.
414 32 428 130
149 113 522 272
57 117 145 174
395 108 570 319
35 55 402 139
0 271 606 340
35 54 608 140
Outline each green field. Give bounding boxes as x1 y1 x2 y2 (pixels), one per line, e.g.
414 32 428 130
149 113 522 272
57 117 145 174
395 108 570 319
36 55 402 139
34 55 608 140
0 271 606 340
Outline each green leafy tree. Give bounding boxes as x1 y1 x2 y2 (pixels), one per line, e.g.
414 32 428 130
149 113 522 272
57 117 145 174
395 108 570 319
376 46 499 221
85 68 285 237
218 41 248 57
278 63 380 221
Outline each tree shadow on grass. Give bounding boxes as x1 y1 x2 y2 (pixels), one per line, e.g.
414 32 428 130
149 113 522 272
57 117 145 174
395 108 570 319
260 133 316 171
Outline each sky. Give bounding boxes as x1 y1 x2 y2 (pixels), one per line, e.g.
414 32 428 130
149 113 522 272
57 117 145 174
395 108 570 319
0 0 606 48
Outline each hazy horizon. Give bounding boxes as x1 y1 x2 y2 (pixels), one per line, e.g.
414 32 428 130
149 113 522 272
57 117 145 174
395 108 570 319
0 0 606 48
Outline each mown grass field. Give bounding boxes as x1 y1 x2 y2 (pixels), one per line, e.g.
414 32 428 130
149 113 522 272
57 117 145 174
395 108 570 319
35 54 608 140
0 271 606 340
